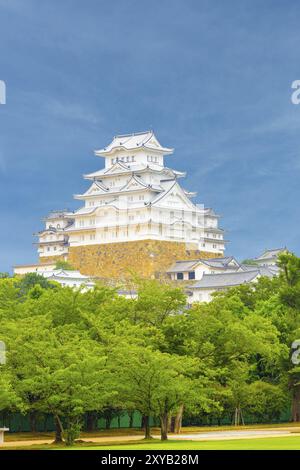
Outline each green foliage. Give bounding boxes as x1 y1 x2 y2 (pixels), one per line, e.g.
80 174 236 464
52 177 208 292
0 370 22 412
0 272 9 279
1 256 300 442
55 260 75 271
241 259 258 265
17 272 56 296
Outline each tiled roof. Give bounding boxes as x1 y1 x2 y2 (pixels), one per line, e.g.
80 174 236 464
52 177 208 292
189 270 260 289
167 256 239 273
256 248 286 261
84 164 184 180
200 256 239 269
188 265 279 289
167 260 200 273
44 210 73 220
95 131 173 155
42 269 93 280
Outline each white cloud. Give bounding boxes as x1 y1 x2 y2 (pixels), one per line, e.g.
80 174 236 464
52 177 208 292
45 99 101 126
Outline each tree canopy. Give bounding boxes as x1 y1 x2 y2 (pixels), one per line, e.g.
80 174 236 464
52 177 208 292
0 254 300 444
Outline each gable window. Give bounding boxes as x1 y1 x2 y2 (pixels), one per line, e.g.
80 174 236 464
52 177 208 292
177 272 184 280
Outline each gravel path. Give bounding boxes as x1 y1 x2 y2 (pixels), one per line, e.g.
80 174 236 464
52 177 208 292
1 427 300 448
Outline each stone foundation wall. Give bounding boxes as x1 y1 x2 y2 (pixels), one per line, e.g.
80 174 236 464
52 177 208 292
67 240 219 280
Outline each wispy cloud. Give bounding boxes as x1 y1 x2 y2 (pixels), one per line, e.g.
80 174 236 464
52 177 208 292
45 99 102 126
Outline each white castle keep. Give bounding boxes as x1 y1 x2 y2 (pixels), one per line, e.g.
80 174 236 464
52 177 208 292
36 131 226 261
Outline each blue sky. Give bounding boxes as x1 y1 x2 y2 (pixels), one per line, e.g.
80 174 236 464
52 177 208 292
0 0 300 272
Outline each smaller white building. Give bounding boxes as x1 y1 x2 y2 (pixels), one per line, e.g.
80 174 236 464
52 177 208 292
41 269 95 290
13 264 95 291
254 248 286 266
167 256 241 281
187 265 278 303
14 262 56 275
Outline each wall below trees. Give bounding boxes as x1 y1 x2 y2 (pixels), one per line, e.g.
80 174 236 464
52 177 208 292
0 409 291 433
0 411 156 433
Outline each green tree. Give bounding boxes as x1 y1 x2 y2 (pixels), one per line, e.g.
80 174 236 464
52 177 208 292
3 318 116 445
55 260 75 271
17 273 56 296
0 370 21 412
112 344 208 440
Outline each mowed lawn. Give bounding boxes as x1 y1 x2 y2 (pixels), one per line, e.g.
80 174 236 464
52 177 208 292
71 435 300 450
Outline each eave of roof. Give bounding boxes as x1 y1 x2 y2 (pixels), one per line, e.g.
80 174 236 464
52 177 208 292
95 131 174 156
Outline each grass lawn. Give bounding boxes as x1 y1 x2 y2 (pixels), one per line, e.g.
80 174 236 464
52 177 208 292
71 436 300 450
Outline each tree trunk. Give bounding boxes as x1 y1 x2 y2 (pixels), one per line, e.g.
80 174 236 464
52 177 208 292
291 384 300 421
86 412 97 432
160 413 168 441
174 405 184 434
105 417 112 429
143 415 152 439
169 416 175 433
233 406 244 426
129 411 134 428
53 415 64 443
29 411 37 433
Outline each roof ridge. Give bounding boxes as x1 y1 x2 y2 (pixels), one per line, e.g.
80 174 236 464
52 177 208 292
202 269 258 277
114 130 151 138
